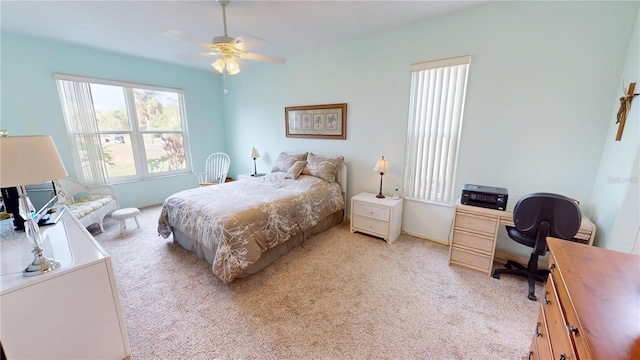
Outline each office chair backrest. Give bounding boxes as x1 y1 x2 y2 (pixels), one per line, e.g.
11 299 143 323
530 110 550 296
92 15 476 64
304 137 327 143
513 192 582 242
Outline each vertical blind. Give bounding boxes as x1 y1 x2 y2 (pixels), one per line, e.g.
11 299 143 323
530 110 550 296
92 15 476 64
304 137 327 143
404 55 470 204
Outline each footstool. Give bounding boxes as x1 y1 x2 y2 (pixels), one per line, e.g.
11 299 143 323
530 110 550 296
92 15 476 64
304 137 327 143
111 208 140 234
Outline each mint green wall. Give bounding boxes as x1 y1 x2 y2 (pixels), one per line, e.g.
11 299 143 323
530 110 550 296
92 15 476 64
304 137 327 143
222 1 639 254
589 7 640 252
0 32 224 208
1 1 638 254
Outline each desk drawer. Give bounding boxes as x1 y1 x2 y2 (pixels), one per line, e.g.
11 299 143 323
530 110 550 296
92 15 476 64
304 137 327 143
449 247 492 272
455 212 497 236
451 229 495 253
353 202 390 222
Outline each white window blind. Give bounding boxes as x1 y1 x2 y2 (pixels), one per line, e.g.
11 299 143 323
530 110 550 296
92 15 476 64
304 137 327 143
404 55 470 204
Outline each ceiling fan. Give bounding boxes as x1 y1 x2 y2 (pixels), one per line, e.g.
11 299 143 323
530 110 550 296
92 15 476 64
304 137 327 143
200 0 286 75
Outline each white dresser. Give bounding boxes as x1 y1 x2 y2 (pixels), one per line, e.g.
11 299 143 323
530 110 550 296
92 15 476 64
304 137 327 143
0 211 131 359
350 192 403 243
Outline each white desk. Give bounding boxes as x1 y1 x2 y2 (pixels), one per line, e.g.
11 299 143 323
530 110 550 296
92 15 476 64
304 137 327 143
0 211 131 359
448 201 596 275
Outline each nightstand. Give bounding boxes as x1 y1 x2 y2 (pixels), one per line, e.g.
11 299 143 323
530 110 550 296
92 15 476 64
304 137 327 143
350 192 403 243
238 173 266 181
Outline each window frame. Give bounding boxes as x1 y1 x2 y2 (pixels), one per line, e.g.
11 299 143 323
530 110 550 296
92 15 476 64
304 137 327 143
55 74 192 183
403 55 471 206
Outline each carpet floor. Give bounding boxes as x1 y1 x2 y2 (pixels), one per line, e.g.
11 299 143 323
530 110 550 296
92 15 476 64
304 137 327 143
94 205 541 360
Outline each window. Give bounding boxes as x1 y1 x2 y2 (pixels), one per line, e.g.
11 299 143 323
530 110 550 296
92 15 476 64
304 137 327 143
55 75 191 184
404 56 470 204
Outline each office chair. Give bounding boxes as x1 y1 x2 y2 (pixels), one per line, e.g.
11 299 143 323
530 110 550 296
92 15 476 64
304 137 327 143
492 193 581 301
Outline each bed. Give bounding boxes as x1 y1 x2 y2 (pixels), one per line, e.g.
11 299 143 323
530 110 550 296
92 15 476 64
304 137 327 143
158 152 346 283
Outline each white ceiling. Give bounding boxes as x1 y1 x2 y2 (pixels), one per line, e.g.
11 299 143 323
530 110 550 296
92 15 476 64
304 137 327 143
1 0 491 71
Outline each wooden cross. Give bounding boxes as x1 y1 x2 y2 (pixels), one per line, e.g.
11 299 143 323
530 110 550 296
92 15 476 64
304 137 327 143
615 82 639 141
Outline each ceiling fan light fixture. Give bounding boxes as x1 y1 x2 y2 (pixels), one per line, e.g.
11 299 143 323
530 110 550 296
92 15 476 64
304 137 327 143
226 57 240 75
212 58 226 73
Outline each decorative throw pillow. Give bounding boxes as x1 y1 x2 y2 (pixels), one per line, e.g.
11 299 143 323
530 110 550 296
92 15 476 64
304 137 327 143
53 180 74 205
271 152 308 173
285 161 307 180
302 153 344 183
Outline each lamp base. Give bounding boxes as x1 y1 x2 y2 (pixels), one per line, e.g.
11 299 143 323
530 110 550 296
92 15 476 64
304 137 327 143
376 193 385 199
23 249 60 277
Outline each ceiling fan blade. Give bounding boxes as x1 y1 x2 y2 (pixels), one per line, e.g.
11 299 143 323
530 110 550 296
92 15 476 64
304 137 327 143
244 52 287 64
162 29 211 49
187 51 220 58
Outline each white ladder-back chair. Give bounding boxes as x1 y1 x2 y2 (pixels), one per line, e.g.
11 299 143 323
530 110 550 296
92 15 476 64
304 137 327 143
204 152 231 185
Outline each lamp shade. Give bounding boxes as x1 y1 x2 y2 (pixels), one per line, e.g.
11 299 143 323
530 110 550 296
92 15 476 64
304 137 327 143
250 147 260 159
212 58 226 73
0 135 68 187
373 156 388 174
226 58 240 75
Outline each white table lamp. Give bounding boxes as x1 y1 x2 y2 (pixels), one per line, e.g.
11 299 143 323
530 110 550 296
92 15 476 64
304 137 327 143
0 134 68 276
250 147 260 176
373 156 388 199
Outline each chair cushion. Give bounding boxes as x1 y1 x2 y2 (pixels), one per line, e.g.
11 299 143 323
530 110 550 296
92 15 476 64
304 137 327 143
67 195 114 219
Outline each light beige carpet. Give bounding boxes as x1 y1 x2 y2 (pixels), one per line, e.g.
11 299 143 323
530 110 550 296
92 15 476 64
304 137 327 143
94 205 541 360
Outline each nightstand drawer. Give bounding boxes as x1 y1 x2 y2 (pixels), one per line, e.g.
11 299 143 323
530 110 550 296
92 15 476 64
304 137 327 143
353 202 390 222
352 216 389 237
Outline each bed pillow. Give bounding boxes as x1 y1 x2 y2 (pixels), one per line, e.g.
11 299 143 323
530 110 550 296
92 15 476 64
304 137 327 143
271 152 308 173
285 161 307 180
302 153 344 183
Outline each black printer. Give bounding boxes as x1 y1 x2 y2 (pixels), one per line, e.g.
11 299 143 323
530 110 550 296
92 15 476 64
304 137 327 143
461 184 508 211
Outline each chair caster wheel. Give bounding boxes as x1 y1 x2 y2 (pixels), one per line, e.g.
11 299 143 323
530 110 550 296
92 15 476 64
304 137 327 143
492 273 500 279
528 294 537 301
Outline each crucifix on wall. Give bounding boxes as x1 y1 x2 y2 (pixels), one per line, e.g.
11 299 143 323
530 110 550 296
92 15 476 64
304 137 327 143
615 82 639 141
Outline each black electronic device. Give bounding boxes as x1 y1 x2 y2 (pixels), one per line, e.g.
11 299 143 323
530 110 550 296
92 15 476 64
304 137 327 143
34 196 65 226
461 184 509 210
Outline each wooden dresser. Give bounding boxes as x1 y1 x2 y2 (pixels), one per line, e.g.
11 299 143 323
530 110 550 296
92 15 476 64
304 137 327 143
528 237 640 360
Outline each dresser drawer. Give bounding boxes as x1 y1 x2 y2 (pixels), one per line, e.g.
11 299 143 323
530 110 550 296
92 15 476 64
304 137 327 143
449 247 492 272
548 254 587 357
454 211 497 236
542 277 577 360
352 216 389 238
533 307 552 360
451 229 495 253
353 202 390 222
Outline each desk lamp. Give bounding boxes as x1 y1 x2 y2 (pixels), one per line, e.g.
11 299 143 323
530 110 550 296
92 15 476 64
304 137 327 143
0 134 68 276
373 156 388 199
250 147 260 176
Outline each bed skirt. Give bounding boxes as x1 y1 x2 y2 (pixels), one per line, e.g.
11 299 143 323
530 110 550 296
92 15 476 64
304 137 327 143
172 210 344 280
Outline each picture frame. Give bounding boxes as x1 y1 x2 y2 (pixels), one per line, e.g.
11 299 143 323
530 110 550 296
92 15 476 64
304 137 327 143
285 103 347 139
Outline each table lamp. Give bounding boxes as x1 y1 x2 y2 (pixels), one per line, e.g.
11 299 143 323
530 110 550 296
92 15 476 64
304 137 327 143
373 156 388 198
250 147 260 176
0 134 69 276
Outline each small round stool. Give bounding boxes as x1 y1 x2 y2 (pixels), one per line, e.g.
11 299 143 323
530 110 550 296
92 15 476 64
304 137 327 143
111 208 140 234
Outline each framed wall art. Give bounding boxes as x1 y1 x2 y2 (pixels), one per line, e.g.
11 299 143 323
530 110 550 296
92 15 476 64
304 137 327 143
285 103 347 139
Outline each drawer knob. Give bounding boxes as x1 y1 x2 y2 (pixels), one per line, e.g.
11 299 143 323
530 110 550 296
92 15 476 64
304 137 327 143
548 263 556 271
528 351 534 360
544 290 551 305
535 322 543 337
559 354 567 360
568 325 579 336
